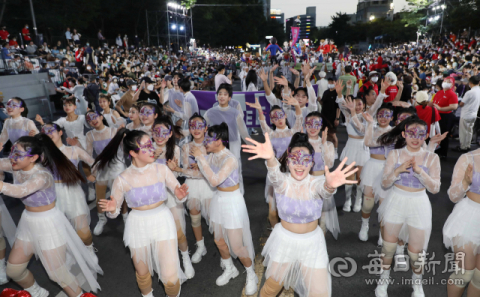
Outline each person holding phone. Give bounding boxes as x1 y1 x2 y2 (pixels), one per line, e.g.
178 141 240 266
214 65 232 91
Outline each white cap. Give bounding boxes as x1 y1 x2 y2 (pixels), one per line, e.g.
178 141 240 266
319 71 326 78
385 72 397 85
416 91 429 103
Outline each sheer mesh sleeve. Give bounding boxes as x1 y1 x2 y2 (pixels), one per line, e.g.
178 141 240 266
179 144 204 178
364 122 376 147
266 158 287 193
350 114 366 135
259 120 272 135
0 158 13 173
447 153 470 203
321 141 335 169
266 92 282 107
382 150 400 188
196 154 237 187
171 146 181 178
367 92 388 116
163 164 182 202
313 176 336 199
307 85 318 112
107 176 125 219
292 113 303 133
336 96 352 123
0 120 10 146
413 152 441 194
73 146 95 167
86 132 94 156
27 120 39 134
113 115 126 129
1 171 51 199
236 113 251 144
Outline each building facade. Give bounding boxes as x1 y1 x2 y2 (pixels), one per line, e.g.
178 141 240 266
355 0 394 23
285 6 316 40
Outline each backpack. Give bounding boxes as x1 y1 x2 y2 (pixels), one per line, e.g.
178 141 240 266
84 86 96 103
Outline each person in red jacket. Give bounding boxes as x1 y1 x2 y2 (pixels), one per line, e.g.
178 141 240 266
468 37 477 49
8 37 18 47
75 47 84 70
360 71 379 95
21 24 31 42
415 91 441 135
0 26 9 41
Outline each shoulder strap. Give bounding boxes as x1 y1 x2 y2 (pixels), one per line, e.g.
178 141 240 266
119 173 132 187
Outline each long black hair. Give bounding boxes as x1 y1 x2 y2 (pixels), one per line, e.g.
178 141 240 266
245 70 258 88
11 97 28 117
16 134 85 185
85 110 109 127
93 128 148 171
153 115 183 160
305 111 334 134
207 122 229 149
394 106 416 123
378 116 427 149
270 105 290 130
188 112 207 141
278 132 314 173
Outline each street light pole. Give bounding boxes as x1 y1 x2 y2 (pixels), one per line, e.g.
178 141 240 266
28 0 38 43
167 2 171 50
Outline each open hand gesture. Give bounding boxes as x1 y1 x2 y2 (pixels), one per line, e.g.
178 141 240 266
363 112 374 123
380 79 389 93
241 133 275 161
282 93 299 107
335 80 344 95
429 131 447 144
98 196 117 213
325 157 358 189
190 146 203 158
289 68 299 76
259 69 268 82
175 184 189 201
245 98 262 111
273 75 288 87
343 96 356 112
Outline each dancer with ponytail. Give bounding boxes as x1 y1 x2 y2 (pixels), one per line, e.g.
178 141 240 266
335 79 388 213
169 113 214 264
443 148 480 296
374 116 441 297
42 123 97 257
242 132 357 297
189 123 257 294
304 112 338 239
85 110 127 235
2 134 102 297
204 83 251 194
0 97 38 147
245 95 303 229
99 94 126 128
151 116 194 279
98 129 188 297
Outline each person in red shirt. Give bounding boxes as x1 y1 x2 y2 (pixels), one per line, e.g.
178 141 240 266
75 47 84 70
468 37 477 49
0 26 9 41
8 37 18 47
432 76 459 158
415 91 441 135
383 72 400 103
359 71 379 95
22 24 31 42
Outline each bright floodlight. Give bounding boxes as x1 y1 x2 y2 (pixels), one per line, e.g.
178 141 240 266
390 3 394 9
180 26 184 31
171 24 177 29
370 15 375 20
441 4 446 9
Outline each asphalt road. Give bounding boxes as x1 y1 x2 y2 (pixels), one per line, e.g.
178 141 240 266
0 81 475 297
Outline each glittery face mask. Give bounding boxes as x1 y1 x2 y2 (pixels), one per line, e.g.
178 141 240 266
405 127 427 140
203 133 218 146
270 110 285 122
140 106 154 118
41 126 57 135
136 139 155 154
287 149 314 167
9 147 34 162
396 114 411 125
189 120 206 131
377 110 393 119
152 125 172 139
86 113 99 123
305 118 322 130
6 100 22 109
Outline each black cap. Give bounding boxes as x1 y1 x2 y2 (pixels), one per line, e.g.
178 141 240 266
142 77 153 84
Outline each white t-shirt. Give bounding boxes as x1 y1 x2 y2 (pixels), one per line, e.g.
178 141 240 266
460 86 480 119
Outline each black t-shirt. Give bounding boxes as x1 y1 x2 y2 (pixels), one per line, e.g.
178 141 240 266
320 89 339 126
138 90 160 105
400 84 412 103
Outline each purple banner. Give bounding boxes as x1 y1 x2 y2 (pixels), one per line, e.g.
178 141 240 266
291 27 300 46
191 85 318 128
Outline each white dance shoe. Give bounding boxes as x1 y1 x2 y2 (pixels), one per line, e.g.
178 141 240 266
181 250 195 279
191 238 207 264
25 281 49 297
216 258 239 286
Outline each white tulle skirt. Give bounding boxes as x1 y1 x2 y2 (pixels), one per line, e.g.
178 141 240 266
14 207 102 293
340 138 370 166
185 178 214 221
166 190 187 236
361 158 391 203
209 189 255 262
378 187 432 250
262 224 331 297
443 197 480 255
372 172 393 204
54 183 91 231
123 204 187 285
0 198 16 247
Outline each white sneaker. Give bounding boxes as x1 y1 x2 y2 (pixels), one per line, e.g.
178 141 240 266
93 213 107 236
343 199 351 212
353 194 362 212
0 258 8 285
375 270 390 297
244 265 258 295
191 238 207 264
25 281 49 297
358 219 369 242
411 274 425 297
88 186 96 202
86 243 99 266
181 250 195 279
216 258 239 286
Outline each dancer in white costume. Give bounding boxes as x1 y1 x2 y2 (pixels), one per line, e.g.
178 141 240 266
374 116 441 297
0 97 38 147
98 129 188 297
152 116 194 279
443 148 480 296
170 113 215 264
138 103 161 138
126 104 143 131
245 95 303 229
242 132 357 297
2 134 102 297
98 94 126 128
